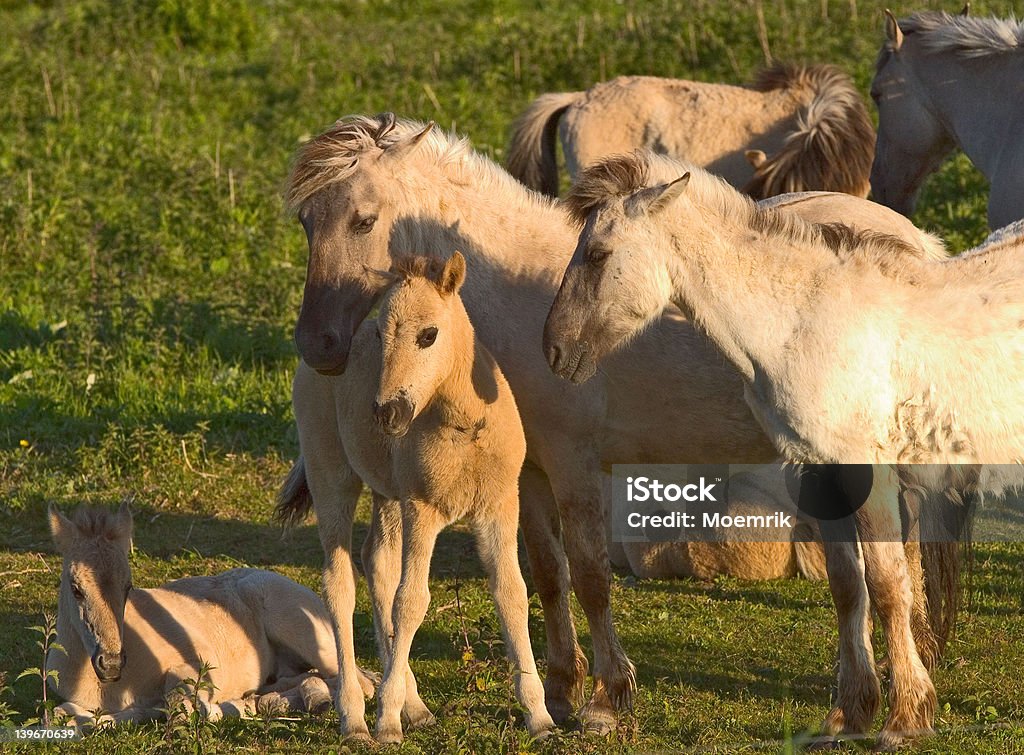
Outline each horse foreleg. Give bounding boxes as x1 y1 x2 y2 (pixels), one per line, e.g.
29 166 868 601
362 493 434 729
293 363 369 740
518 461 587 726
859 471 935 750
475 490 555 738
374 501 445 744
815 525 881 747
549 461 635 736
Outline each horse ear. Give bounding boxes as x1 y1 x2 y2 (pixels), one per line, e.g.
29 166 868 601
884 9 904 51
48 503 77 552
385 122 435 161
114 500 134 545
630 173 691 217
439 251 466 296
960 2 970 16
745 150 768 169
363 265 401 290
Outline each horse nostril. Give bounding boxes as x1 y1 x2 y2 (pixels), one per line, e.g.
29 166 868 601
546 344 562 370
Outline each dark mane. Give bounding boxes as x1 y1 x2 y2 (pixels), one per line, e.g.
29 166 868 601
562 152 650 227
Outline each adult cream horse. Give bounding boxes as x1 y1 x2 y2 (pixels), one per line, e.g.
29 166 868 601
279 114 947 739
871 9 1024 228
508 64 875 199
543 151 1023 748
46 503 373 727
278 252 554 743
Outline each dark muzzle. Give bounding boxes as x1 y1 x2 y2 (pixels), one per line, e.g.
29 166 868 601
374 395 415 437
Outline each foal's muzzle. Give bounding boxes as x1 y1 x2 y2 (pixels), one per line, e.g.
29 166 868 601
374 394 415 437
92 648 125 683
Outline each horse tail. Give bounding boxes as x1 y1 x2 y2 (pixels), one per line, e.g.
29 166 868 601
906 466 978 671
792 523 828 580
275 457 313 527
507 91 583 196
743 64 875 199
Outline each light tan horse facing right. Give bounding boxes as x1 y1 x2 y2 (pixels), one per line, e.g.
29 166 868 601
508 64 875 199
277 252 554 744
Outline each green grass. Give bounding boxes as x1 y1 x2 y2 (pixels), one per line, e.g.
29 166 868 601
1 0 1022 751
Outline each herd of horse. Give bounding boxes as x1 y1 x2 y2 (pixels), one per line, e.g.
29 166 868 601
45 8 1024 751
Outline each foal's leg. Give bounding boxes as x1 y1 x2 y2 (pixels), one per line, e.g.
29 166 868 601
293 363 369 739
546 448 635 735
374 501 446 744
518 461 588 725
816 523 881 746
474 492 556 738
362 493 434 729
859 471 935 750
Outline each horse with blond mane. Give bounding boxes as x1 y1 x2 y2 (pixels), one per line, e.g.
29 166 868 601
46 503 372 727
871 9 1024 228
277 114 950 740
508 64 875 198
543 150 1024 748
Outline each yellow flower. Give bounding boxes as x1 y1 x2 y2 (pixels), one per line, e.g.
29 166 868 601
19 439 29 448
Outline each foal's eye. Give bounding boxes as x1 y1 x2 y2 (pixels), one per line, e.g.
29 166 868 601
417 327 438 348
71 583 84 601
354 215 377 234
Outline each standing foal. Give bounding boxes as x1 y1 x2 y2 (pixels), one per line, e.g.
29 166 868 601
282 252 553 743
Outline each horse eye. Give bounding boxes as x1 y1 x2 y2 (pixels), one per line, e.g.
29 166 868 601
588 246 611 265
71 583 84 600
417 327 438 348
355 215 377 234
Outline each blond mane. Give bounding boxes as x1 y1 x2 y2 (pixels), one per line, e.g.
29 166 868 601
744 64 875 198
899 11 1024 58
66 506 131 541
566 152 928 280
286 113 555 213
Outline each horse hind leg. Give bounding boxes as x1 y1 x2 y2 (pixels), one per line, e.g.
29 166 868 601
518 462 588 726
551 468 635 735
474 493 555 738
362 493 435 730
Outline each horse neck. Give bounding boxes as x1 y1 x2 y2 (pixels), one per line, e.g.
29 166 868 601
907 45 1017 178
392 155 578 293
661 200 833 382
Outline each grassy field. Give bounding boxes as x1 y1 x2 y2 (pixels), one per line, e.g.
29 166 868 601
2 0 1023 751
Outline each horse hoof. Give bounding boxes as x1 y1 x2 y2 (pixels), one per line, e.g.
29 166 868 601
375 727 403 745
545 697 575 727
341 726 374 743
401 707 435 731
579 704 616 736
806 735 842 751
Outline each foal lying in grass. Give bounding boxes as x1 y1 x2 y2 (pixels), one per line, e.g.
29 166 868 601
280 252 553 743
47 503 374 727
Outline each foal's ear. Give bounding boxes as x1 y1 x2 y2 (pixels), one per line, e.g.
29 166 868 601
48 503 77 552
629 173 691 217
385 122 435 161
960 2 970 16
745 150 768 169
884 9 904 51
112 500 134 546
439 251 466 296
